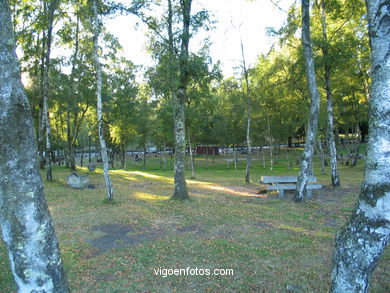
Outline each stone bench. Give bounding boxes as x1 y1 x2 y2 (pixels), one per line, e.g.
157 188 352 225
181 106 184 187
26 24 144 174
259 175 322 198
67 173 89 189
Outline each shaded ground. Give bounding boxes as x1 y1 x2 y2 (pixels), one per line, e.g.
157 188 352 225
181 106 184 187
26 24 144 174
85 183 359 259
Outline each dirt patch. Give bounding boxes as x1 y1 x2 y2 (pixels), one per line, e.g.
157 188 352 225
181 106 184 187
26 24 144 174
176 224 204 234
87 224 163 255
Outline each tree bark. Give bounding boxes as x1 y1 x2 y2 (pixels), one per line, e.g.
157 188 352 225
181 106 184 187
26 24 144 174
240 36 252 183
41 0 59 180
320 0 340 187
331 1 390 291
92 0 114 201
294 0 321 202
171 0 191 200
0 2 69 291
66 9 80 172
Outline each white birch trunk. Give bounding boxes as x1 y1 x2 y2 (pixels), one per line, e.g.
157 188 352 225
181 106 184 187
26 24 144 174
320 0 340 186
173 95 188 199
240 37 252 183
331 1 390 291
0 2 69 290
42 0 58 180
294 0 321 201
92 0 113 201
171 0 191 200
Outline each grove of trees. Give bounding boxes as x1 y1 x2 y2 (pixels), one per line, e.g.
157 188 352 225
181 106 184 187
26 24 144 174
0 0 389 291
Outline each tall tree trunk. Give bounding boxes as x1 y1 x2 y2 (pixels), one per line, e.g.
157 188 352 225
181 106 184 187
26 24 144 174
92 0 114 201
0 2 69 290
320 0 340 187
38 28 46 170
42 0 59 180
171 0 191 200
188 130 195 178
240 36 252 183
233 144 238 170
294 0 321 202
331 2 390 290
67 9 80 172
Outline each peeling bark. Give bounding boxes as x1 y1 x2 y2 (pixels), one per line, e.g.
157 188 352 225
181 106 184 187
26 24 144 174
294 0 321 202
331 0 390 291
0 1 69 291
92 0 114 201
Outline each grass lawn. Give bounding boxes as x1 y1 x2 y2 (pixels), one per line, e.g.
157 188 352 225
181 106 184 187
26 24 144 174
1 150 389 292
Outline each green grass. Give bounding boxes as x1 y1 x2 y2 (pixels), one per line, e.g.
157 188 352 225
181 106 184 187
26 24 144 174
0 150 389 292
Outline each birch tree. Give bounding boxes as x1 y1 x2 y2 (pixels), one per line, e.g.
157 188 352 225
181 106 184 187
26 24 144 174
331 0 390 291
319 0 340 186
0 1 69 291
41 0 60 180
294 0 321 202
240 37 252 184
91 0 114 201
171 0 191 200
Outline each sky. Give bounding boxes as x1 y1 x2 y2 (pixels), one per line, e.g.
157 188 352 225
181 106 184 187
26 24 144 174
105 0 295 79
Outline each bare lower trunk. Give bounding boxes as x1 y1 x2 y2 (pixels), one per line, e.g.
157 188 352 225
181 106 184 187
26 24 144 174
331 1 390 291
170 0 190 200
327 91 341 186
294 0 321 201
143 147 146 167
0 3 69 290
92 0 113 201
173 95 188 200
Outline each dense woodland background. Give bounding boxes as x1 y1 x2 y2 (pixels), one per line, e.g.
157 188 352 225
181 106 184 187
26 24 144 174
1 0 389 292
11 0 369 169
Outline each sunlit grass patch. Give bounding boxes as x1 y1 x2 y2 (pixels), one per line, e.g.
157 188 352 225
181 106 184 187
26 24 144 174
134 192 170 201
